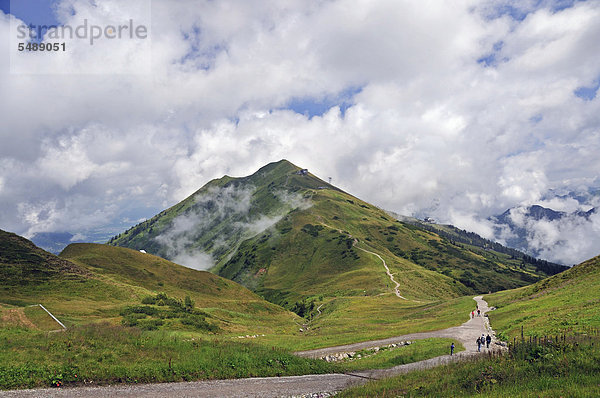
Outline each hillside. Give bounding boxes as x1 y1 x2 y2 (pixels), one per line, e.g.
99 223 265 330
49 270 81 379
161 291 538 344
0 229 90 289
485 254 600 339
397 215 567 276
0 232 299 335
110 160 561 312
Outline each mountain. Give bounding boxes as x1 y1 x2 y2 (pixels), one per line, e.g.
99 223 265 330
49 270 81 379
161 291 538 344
30 232 81 254
110 160 564 311
490 204 597 263
0 229 297 334
30 230 120 255
0 229 90 288
486 253 600 339
396 214 567 276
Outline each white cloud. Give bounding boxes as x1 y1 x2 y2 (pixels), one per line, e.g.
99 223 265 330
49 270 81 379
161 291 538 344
1 0 599 265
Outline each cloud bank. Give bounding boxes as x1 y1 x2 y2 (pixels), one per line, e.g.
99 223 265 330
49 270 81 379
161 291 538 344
1 0 599 265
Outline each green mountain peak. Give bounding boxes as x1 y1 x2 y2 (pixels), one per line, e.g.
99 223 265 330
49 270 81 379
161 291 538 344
110 161 562 312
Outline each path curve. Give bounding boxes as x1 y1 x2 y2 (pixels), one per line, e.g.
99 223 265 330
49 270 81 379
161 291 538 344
295 296 500 360
2 297 503 398
355 246 406 299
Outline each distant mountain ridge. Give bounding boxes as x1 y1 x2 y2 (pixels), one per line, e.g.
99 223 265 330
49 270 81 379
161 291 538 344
490 204 597 263
396 215 567 276
30 232 81 255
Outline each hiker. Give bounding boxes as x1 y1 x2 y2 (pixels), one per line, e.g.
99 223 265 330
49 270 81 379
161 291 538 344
471 310 474 318
476 337 481 352
477 309 481 317
486 334 491 349
450 342 455 355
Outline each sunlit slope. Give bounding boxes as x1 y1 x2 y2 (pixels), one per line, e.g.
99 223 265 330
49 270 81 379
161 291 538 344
58 243 300 333
220 185 550 306
486 254 600 339
60 243 259 306
0 232 299 335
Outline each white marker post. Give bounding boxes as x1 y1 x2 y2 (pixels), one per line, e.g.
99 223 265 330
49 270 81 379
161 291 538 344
38 304 67 330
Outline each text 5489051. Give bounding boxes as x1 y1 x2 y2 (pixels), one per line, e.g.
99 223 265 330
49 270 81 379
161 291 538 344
18 43 66 52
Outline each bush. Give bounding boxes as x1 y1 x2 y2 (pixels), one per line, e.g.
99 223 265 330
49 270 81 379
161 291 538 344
301 224 324 237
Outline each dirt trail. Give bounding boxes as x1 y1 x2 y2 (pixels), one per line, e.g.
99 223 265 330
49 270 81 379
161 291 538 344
355 246 406 299
3 297 502 398
0 307 38 330
314 218 406 300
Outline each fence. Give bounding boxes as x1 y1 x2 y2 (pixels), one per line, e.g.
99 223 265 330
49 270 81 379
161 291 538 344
507 326 599 360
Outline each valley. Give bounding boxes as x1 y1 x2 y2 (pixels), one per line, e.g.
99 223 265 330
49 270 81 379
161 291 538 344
1 161 599 397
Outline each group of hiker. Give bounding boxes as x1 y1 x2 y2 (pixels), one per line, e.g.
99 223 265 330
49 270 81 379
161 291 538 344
450 333 492 355
476 334 492 351
449 304 493 355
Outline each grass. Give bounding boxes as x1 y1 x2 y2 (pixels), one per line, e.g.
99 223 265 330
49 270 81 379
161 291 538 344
337 335 600 397
485 255 600 340
0 323 339 390
338 338 464 371
1 241 302 337
256 295 476 351
23 306 63 331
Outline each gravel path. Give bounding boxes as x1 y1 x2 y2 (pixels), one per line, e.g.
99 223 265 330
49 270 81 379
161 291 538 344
1 297 501 398
295 296 498 359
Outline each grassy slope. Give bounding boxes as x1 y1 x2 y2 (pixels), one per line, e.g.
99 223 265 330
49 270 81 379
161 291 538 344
335 255 600 397
57 243 299 335
485 254 600 340
0 232 299 336
0 323 338 390
0 229 90 290
338 339 600 397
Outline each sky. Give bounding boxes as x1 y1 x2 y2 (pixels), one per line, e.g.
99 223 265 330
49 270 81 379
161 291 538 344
1 0 599 265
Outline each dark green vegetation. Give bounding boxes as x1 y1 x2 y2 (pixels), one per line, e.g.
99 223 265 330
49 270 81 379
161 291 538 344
485 254 600 340
120 293 218 332
338 335 600 397
402 216 567 275
0 323 336 390
0 229 89 289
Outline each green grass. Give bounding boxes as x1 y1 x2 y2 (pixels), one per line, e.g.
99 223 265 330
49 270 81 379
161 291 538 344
255 295 475 351
0 323 339 390
0 241 302 337
23 306 63 331
337 336 600 397
338 338 464 371
485 255 600 340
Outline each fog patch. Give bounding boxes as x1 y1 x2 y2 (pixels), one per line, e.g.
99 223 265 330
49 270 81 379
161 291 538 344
153 183 313 270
